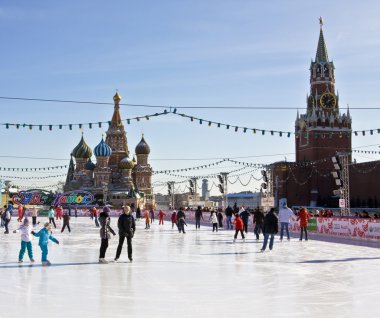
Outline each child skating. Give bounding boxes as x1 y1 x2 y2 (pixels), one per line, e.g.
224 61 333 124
158 210 166 225
171 210 177 229
233 214 245 242
144 210 151 229
13 218 34 263
31 222 59 266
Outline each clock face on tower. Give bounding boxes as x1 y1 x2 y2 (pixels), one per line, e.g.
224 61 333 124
320 92 337 110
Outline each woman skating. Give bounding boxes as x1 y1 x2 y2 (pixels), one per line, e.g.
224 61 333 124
98 207 116 264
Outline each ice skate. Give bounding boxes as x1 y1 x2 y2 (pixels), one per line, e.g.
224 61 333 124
99 258 108 264
114 258 119 262
18 259 23 263
128 257 133 263
42 261 51 266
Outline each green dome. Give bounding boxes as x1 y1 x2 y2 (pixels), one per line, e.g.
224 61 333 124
119 157 135 169
71 136 93 159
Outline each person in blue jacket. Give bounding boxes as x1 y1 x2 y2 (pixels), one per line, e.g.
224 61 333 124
31 222 59 266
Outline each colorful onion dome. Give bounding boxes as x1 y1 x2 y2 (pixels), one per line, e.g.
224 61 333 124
94 138 112 157
85 158 96 171
71 136 93 159
135 134 150 155
119 157 135 169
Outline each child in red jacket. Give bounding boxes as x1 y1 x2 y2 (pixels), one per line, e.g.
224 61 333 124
158 210 166 225
297 207 310 241
171 211 177 229
233 214 245 241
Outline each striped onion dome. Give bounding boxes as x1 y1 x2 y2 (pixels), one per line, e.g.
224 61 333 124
119 157 135 169
94 138 112 157
71 136 93 159
135 134 150 155
85 158 96 171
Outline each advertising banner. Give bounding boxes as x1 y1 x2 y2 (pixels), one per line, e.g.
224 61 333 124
331 219 349 235
365 222 380 239
307 218 317 231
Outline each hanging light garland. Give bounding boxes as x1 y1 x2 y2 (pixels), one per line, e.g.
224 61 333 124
0 174 66 180
0 111 169 130
0 165 68 172
0 107 379 138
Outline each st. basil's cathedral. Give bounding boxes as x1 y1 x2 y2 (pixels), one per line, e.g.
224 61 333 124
64 92 154 208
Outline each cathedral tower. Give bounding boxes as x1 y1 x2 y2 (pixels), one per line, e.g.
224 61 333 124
105 91 129 169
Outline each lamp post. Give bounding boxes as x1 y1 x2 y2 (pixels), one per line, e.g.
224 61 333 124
101 182 108 205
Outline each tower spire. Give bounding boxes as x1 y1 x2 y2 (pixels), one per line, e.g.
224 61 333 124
111 90 123 128
315 17 329 63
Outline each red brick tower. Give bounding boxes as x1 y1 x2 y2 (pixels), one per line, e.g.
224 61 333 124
295 17 352 163
274 18 353 206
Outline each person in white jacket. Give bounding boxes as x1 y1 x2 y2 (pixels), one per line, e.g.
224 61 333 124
210 211 218 232
13 217 34 263
278 204 295 241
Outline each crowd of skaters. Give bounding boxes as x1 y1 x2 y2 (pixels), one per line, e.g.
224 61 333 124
2 201 380 266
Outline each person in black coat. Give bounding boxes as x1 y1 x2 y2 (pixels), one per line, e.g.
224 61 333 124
115 206 136 262
176 208 187 234
98 207 116 263
260 208 278 252
225 206 234 230
240 208 251 234
195 206 203 229
253 208 264 240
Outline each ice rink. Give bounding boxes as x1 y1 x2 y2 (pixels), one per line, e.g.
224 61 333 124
0 217 379 318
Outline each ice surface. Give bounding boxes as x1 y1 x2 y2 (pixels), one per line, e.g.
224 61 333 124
0 217 379 318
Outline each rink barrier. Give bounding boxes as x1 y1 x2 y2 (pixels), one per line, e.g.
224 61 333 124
288 217 380 240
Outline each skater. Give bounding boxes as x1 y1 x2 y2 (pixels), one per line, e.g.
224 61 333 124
31 222 59 266
217 210 224 228
144 210 150 229
31 206 39 227
261 208 278 252
47 206 57 228
298 207 310 241
61 212 71 233
195 206 203 229
240 208 250 234
55 205 63 221
17 204 24 222
233 213 245 241
0 207 4 228
210 211 218 232
158 210 166 225
90 206 99 227
74 206 78 218
278 204 295 241
149 208 155 223
177 208 187 234
136 206 141 221
225 205 234 230
115 206 136 263
98 207 116 264
253 207 264 240
2 205 11 234
14 218 34 263
171 210 177 229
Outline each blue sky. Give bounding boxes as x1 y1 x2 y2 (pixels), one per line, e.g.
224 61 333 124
1 0 380 195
